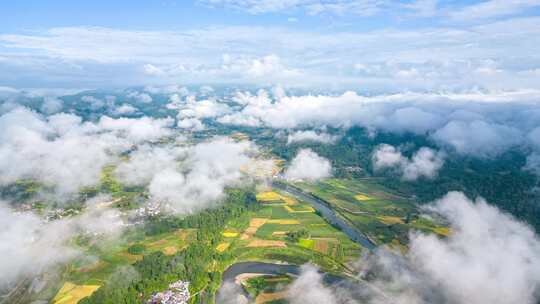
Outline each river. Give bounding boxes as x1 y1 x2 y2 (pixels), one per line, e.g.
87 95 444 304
217 262 378 303
272 181 376 250
216 182 379 302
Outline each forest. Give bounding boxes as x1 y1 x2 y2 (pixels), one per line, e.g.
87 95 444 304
80 188 258 304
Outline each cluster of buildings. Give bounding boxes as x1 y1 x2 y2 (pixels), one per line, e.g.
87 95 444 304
147 281 190 304
136 200 163 218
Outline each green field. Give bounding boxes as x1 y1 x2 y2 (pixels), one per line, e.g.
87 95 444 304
293 178 449 248
214 190 362 276
51 188 361 304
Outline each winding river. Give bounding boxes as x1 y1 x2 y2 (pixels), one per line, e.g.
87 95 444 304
272 181 376 250
217 181 380 302
218 262 377 303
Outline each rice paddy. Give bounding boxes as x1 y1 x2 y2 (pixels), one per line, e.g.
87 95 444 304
354 193 371 201
223 231 239 238
247 240 287 248
216 242 231 252
257 191 283 202
293 178 449 246
52 282 100 304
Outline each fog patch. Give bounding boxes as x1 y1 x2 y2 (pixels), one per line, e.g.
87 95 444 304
285 149 332 181
0 107 174 200
431 120 522 157
372 144 445 180
116 138 255 214
361 191 540 304
287 264 338 304
40 96 63 114
287 130 339 145
216 281 248 304
0 196 125 287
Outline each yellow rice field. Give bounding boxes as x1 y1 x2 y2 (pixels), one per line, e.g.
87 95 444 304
216 242 230 252
256 191 282 202
53 282 100 304
247 240 287 248
377 216 405 225
162 246 178 255
284 205 315 213
433 227 451 236
240 218 268 240
222 231 239 238
354 194 371 201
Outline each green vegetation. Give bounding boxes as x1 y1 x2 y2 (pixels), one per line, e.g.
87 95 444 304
292 178 447 248
244 274 292 300
78 188 258 304
250 126 539 233
127 244 146 255
286 229 310 242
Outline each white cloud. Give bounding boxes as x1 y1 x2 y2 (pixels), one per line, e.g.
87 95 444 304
0 197 125 286
40 96 63 114
388 191 540 304
216 281 249 304
246 54 301 78
2 20 540 90
0 107 174 198
372 144 445 180
285 149 332 181
288 192 540 304
115 144 186 186
287 264 337 304
127 91 153 103
173 95 231 119
177 117 206 131
81 95 105 110
113 103 138 115
117 138 255 214
287 130 339 144
219 89 540 161
450 0 540 21
431 120 523 157
199 0 420 17
97 116 174 143
143 63 166 76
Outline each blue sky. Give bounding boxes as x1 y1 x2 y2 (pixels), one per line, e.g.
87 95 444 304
1 0 540 91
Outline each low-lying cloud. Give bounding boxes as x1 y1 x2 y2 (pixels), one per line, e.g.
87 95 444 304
0 196 125 288
372 144 445 180
287 191 540 304
287 130 339 145
285 149 332 181
0 107 174 199
217 89 540 169
116 138 255 214
287 264 338 304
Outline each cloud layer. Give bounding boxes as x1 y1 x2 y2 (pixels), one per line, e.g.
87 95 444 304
0 196 125 287
116 138 256 214
1 14 540 90
218 89 540 172
0 107 173 199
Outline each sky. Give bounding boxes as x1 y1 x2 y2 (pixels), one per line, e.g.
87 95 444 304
1 0 540 91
